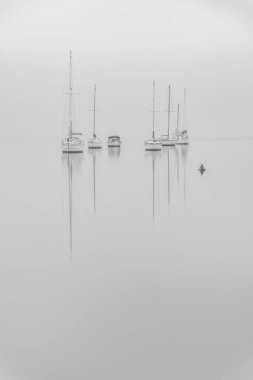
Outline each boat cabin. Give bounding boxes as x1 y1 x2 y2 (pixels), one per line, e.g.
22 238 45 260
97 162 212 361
108 136 120 142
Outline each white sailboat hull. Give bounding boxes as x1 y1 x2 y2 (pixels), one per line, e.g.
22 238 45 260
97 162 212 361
161 139 176 146
176 130 189 145
62 145 84 153
108 141 121 147
144 140 162 151
88 139 102 149
108 142 121 147
176 137 189 145
61 137 84 153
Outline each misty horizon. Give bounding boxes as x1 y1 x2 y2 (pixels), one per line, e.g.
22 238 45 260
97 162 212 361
1 0 253 139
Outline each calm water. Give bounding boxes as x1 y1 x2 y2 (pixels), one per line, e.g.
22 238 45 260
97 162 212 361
0 138 253 379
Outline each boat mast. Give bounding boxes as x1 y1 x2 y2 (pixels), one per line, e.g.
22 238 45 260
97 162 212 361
176 104 180 134
93 84 96 138
152 81 155 139
168 85 171 137
68 50 73 137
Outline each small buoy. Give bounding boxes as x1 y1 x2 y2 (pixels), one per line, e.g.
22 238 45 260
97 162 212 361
198 164 206 175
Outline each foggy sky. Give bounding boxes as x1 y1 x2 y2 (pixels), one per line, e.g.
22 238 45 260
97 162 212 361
1 0 253 139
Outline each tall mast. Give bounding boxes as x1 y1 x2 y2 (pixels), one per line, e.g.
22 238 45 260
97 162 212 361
183 88 186 131
168 85 171 137
152 81 155 139
176 104 180 134
68 50 73 137
93 84 96 138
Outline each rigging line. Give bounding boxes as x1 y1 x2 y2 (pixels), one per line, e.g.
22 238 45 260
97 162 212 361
72 61 80 95
68 50 73 137
170 98 176 132
152 81 155 139
62 91 69 135
62 61 70 94
168 85 171 137
93 84 96 137
72 62 81 131
62 60 71 134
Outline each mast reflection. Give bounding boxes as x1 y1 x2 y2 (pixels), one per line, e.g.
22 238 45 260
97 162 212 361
89 149 101 214
167 148 172 210
162 146 176 211
62 153 84 258
145 151 160 222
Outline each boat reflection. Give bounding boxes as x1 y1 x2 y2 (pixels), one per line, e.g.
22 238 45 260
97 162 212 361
108 147 121 160
176 144 189 206
62 153 84 258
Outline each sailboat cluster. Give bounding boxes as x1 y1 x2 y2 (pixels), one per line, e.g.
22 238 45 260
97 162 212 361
144 81 189 151
61 51 189 153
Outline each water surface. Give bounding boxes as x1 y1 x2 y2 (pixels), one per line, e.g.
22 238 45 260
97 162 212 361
0 138 252 380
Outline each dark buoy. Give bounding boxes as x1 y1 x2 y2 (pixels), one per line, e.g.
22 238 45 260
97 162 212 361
198 164 206 175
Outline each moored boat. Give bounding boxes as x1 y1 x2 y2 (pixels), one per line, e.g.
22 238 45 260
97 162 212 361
145 139 162 151
62 134 84 153
88 84 102 149
108 136 121 147
176 129 189 145
61 50 84 153
144 81 162 151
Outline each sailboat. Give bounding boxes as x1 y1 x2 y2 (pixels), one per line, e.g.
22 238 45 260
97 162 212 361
61 50 84 153
176 88 189 145
88 85 102 149
160 85 176 146
144 81 162 151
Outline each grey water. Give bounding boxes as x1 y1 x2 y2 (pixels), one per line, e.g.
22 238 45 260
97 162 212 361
0 138 253 380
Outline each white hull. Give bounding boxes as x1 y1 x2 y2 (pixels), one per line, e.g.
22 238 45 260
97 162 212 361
108 141 121 147
145 140 162 151
176 130 189 145
88 139 102 149
61 137 84 153
62 144 84 153
161 139 176 146
176 138 189 145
